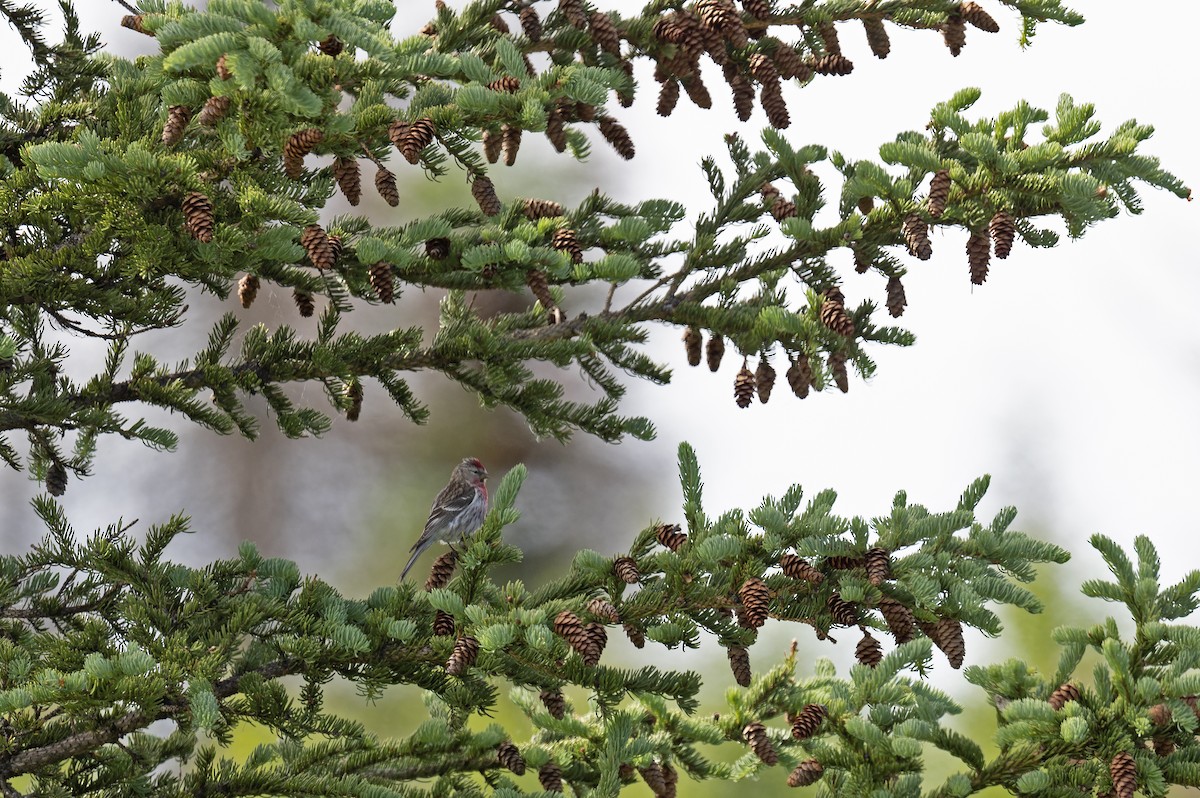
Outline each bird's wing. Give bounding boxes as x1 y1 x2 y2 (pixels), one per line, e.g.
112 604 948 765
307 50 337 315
422 482 480 536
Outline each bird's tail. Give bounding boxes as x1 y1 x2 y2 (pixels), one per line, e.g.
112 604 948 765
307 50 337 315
400 543 424 581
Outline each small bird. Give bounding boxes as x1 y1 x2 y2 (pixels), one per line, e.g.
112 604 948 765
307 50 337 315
401 457 489 580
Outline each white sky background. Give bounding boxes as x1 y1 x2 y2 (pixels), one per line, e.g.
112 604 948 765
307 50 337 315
2 1 1198 606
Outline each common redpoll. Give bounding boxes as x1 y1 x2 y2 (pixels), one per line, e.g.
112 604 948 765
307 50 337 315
401 457 489 580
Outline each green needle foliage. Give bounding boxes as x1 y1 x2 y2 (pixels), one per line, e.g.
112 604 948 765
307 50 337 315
0 0 1189 490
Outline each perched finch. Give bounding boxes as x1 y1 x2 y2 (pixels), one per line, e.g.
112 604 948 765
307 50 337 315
401 457 489 580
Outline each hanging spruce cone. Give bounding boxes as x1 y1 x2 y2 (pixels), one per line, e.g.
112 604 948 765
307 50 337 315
787 759 824 787
487 76 521 94
197 95 231 127
445 635 479 675
1048 682 1081 710
589 11 622 55
865 547 891 586
519 6 542 40
614 556 640 584
471 175 502 216
1148 703 1171 726
551 228 583 263
293 289 315 318
989 210 1016 259
902 213 932 259
931 617 965 668
863 17 890 58
755 357 776 403
540 689 566 719
46 462 67 497
553 610 593 658
878 597 915 643
374 165 400 206
706 333 725 372
942 13 966 56
401 117 436 163
734 362 756 408
598 115 635 160
524 198 565 219
365 261 395 304
825 554 866 570
318 34 344 56
726 67 755 122
728 645 751 686
559 0 588 28
425 238 450 259
680 73 713 109
482 128 502 164
657 79 681 117
424 550 458 591
332 157 361 205
237 274 260 308
539 762 563 792
656 523 688 551
181 192 214 243
960 1 999 32
770 197 797 222
886 275 907 318
855 629 883 667
786 354 812 399
826 592 859 625
526 269 557 314
545 104 567 152
300 225 335 270
741 0 771 20
344 379 363 422
623 622 646 648
640 762 667 797
683 327 703 367
1110 752 1136 798
121 14 151 34
748 53 780 86
161 105 191 146
497 741 526 775
743 722 778 765
928 169 951 218
582 622 607 665
283 128 323 180
502 124 522 166
490 13 510 33
738 577 771 628
587 597 621 623
772 44 810 80
815 21 841 55
759 83 790 129
327 234 343 265
790 704 827 739
216 53 232 80
812 53 853 75
780 553 824 583
819 289 855 337
387 119 410 151
967 229 991 285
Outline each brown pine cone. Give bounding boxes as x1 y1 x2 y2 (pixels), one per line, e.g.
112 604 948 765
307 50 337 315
942 13 966 56
300 225 335 270
738 577 771 628
825 553 866 570
526 269 557 313
424 551 458 591
826 592 859 625
590 11 622 55
623 622 646 648
759 83 790 129
681 74 713 110
216 53 232 79
161 105 191 146
520 6 543 40
45 462 67 496
583 622 607 665
318 34 344 56
344 379 363 422
293 288 315 318
490 13 510 33
238 274 260 309
932 617 966 668
640 762 667 797
498 741 526 775
812 53 853 75
960 1 999 32
482 128 503 164
790 704 827 739
855 629 883 667
748 53 780 86
815 21 841 54
121 14 151 35
553 610 591 655
559 0 588 28
706 333 725 372
878 597 915 643
741 0 771 20
734 362 756 409
369 261 395 303
787 759 824 787
487 75 521 94
545 104 567 152
598 115 635 160
181 192 214 243
445 635 479 675
657 79 681 117
772 44 811 81
401 117 436 163
539 762 563 792
614 556 640 584
1148 703 1171 726
525 198 565 219
886 275 907 318
780 553 824 583
863 17 890 58
284 128 323 179
819 290 855 337
332 157 361 205
471 175 502 216
327 234 343 265
743 721 778 765
785 354 812 399
725 66 755 122
755 358 776 403
551 228 583 263
587 597 621 623
928 169 951 218
197 95 231 127
1110 752 1136 798
989 210 1016 259
770 197 797 221
426 238 450 259
655 523 688 551
728 645 751 686
865 547 891 586
1048 682 1081 710
502 124 522 166
433 608 456 636
967 229 991 285
683 327 703 367
374 165 400 207
540 688 566 719
902 213 932 259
